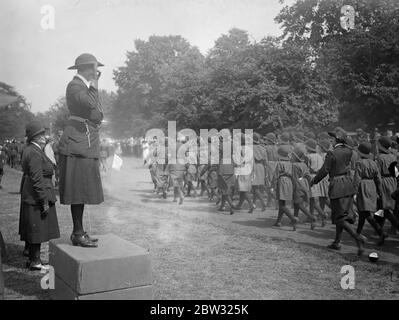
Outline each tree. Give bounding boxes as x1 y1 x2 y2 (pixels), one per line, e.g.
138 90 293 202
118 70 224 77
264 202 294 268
0 82 34 141
276 0 399 130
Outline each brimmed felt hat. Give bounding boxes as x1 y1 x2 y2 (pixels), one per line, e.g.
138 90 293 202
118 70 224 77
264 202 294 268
304 131 316 140
378 136 392 154
264 132 277 144
277 145 291 161
68 53 104 70
26 120 45 141
319 139 331 153
292 132 305 143
292 145 307 162
305 139 317 153
318 131 330 140
357 142 373 159
253 132 261 144
328 127 349 144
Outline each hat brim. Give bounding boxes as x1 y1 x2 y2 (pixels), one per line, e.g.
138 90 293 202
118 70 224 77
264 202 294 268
306 146 317 153
357 150 373 159
68 61 104 70
378 142 391 154
27 128 45 140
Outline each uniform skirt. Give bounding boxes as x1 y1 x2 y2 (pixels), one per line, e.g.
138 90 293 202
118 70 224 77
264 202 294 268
309 173 328 198
218 174 235 195
252 162 265 186
276 176 293 201
19 202 60 244
237 174 252 192
265 161 277 187
169 171 184 188
58 155 104 205
330 196 355 225
208 170 218 188
380 176 397 210
356 180 378 212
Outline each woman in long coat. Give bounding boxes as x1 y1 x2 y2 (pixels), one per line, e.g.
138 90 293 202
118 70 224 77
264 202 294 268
19 121 60 270
58 54 105 247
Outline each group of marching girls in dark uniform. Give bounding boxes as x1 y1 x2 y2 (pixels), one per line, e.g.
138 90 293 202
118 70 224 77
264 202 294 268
147 126 399 256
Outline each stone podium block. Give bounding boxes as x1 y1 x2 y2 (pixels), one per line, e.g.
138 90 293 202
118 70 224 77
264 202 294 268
49 234 152 300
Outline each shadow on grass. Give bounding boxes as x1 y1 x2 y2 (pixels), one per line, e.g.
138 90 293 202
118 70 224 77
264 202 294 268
2 243 50 300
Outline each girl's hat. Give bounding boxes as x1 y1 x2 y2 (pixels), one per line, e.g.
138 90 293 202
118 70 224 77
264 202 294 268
264 132 277 144
304 131 316 140
277 145 291 161
378 136 392 154
357 142 372 159
253 132 261 144
319 139 331 153
292 145 307 162
305 139 317 153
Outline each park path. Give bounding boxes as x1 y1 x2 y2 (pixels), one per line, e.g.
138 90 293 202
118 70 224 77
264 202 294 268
1 156 398 299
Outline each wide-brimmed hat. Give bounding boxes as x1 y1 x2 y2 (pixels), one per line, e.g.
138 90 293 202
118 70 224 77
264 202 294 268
318 131 330 141
305 139 317 153
277 145 291 161
264 132 277 144
68 53 104 70
304 131 316 140
292 132 305 143
26 120 45 141
328 127 349 144
319 139 331 153
357 142 373 159
253 132 261 144
378 136 392 154
292 145 307 162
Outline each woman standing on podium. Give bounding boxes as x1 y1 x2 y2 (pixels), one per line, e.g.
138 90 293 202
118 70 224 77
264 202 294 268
58 53 105 248
19 121 60 270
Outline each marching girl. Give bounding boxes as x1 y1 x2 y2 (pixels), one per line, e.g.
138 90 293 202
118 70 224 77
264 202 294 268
318 139 332 212
272 145 298 231
374 137 399 232
251 133 267 212
306 139 329 227
353 142 387 245
264 133 279 208
291 146 316 230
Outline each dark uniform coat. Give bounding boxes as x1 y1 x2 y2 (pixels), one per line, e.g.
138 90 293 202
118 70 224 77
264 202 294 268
217 161 235 195
58 76 104 205
19 143 60 244
313 144 356 225
353 158 381 212
375 152 397 210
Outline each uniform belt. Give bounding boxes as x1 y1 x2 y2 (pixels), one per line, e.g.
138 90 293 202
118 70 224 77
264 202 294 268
332 172 349 177
382 174 392 177
69 116 92 148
